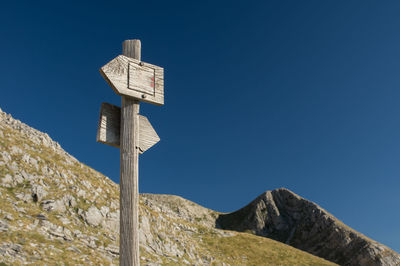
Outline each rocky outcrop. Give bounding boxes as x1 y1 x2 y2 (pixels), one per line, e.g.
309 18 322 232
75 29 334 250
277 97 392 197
0 107 337 265
217 188 400 266
1 106 398 265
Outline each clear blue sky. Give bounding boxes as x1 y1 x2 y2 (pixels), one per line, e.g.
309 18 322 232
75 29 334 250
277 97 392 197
1 0 399 252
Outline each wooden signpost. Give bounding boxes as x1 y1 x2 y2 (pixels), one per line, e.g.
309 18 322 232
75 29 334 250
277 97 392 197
100 55 164 105
97 102 160 153
97 39 163 266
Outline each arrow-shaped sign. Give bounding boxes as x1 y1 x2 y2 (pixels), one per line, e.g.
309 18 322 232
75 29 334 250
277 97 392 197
100 55 164 106
96 102 160 153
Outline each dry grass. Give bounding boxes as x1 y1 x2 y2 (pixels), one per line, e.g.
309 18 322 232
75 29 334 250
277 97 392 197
200 231 335 265
0 116 339 266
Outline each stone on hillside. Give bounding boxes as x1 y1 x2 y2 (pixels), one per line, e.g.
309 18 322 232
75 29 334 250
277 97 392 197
41 199 66 212
27 156 39 170
13 206 26 214
73 229 82 238
100 206 109 217
84 206 103 227
60 217 71 225
63 228 73 241
15 192 31 203
13 173 24 184
62 194 77 208
40 220 73 241
87 239 97 249
81 180 92 189
20 170 35 181
0 243 22 256
4 214 13 221
106 244 119 256
9 161 19 172
1 151 11 162
21 154 30 163
0 219 9 232
48 225 65 238
10 146 22 155
110 201 118 210
31 184 48 202
66 246 81 253
102 213 119 233
77 188 86 198
41 165 54 176
1 174 13 185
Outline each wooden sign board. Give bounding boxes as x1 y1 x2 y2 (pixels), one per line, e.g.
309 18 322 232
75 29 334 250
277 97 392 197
100 55 164 106
97 102 160 153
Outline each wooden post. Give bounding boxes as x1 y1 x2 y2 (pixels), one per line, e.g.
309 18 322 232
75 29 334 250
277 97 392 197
120 39 141 266
99 38 163 264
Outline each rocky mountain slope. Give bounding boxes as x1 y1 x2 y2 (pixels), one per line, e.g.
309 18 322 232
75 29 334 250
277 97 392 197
217 189 400 265
0 108 336 265
0 107 398 265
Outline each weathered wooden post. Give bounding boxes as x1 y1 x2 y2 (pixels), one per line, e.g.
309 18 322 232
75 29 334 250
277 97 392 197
97 39 164 265
120 39 141 266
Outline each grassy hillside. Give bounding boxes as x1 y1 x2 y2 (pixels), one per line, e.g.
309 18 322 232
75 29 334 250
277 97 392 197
0 108 336 265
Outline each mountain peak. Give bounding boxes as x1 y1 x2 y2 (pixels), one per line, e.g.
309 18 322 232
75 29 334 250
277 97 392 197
0 108 398 265
218 188 400 265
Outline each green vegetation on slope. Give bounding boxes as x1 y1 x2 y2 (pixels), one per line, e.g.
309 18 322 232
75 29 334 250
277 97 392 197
200 231 334 266
0 110 337 265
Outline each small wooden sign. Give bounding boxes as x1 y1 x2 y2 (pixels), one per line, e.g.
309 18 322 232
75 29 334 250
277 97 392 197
97 102 160 153
100 55 164 105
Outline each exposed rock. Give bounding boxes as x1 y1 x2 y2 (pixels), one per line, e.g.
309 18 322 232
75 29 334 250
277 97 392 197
22 154 39 170
66 246 81 253
100 206 109 217
62 194 77 207
218 188 400 266
0 243 22 255
77 188 86 198
41 199 66 212
4 214 14 221
84 206 103 226
13 173 24 184
106 244 119 256
1 151 11 163
102 211 119 233
0 219 9 232
13 206 26 214
20 170 35 181
63 228 73 241
31 184 48 202
10 146 23 155
9 161 19 172
1 174 13 185
60 217 70 225
0 107 398 265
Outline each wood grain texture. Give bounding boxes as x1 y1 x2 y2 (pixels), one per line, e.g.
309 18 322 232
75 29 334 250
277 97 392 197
123 39 141 60
96 102 160 153
100 55 164 106
120 39 141 266
96 102 121 148
137 115 160 153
